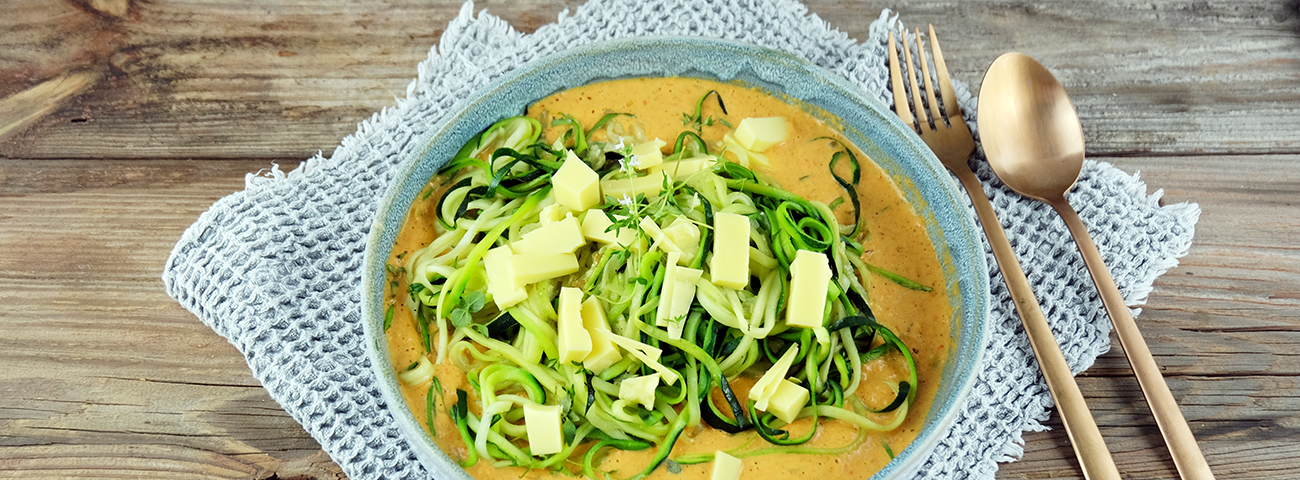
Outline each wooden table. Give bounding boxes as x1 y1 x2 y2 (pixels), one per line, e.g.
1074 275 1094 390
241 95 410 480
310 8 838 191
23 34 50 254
2 1 1296 478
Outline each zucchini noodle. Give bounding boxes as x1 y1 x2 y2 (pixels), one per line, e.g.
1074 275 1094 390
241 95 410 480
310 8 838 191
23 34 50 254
388 91 934 478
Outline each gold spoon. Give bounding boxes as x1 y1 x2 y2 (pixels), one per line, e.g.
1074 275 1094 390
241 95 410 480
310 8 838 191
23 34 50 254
977 52 1214 480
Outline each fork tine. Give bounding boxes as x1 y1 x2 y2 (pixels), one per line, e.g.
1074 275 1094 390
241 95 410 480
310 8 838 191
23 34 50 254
928 24 961 120
915 28 946 128
901 29 930 133
887 31 916 130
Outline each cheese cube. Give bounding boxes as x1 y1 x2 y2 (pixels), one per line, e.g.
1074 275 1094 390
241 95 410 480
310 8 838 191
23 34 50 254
600 171 671 201
580 209 637 246
641 217 698 265
581 297 622 373
629 138 667 170
749 344 799 410
557 287 592 364
618 373 660 409
655 251 704 334
665 276 702 340
785 250 832 329
650 155 716 177
600 329 679 385
655 253 681 327
511 215 586 255
639 217 683 257
711 450 743 480
661 217 701 264
765 379 810 424
523 403 563 455
733 117 788 152
721 133 769 168
537 202 571 225
600 328 662 360
508 253 579 285
485 246 527 309
711 212 751 290
553 150 601 211
664 279 704 339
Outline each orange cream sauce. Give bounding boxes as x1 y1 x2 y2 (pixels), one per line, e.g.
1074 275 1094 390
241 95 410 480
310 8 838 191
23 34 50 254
384 78 953 480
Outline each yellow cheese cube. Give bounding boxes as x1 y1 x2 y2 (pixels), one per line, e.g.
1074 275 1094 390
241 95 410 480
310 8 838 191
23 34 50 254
711 212 751 290
580 209 637 246
711 450 743 480
618 373 660 409
765 379 810 424
581 297 622 373
537 201 571 225
650 155 716 177
664 278 704 340
749 343 799 411
785 250 831 329
599 329 679 385
721 133 770 168
557 287 592 364
523 403 563 455
661 217 701 263
655 251 704 334
600 171 671 201
553 150 601 211
629 138 667 169
485 246 527 309
655 252 682 327
600 328 662 360
733 117 788 152
508 253 579 285
665 277 701 340
639 217 684 258
511 215 586 255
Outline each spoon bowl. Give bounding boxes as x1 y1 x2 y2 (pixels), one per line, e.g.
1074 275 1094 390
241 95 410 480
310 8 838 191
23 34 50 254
977 53 1085 202
977 52 1216 480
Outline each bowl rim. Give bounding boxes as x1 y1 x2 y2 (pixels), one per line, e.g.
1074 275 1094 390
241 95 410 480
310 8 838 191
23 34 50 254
362 35 990 480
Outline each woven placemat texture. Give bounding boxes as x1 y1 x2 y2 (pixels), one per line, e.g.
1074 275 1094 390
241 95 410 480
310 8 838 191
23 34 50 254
162 0 1200 478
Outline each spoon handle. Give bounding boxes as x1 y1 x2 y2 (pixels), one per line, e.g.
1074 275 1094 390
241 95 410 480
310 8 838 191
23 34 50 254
1051 200 1215 480
950 169 1121 480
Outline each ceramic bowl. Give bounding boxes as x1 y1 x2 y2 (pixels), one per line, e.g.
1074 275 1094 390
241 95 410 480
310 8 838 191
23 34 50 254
363 36 990 479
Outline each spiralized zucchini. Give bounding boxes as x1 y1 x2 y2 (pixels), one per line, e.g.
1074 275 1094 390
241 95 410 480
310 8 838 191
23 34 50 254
392 94 929 478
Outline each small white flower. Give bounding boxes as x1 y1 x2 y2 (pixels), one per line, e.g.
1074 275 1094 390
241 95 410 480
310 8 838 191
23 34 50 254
619 194 634 206
619 154 641 174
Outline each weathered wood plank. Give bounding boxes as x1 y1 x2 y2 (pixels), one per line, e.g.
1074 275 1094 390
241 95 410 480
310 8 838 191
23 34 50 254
1101 154 1300 331
3 0 1299 478
2 1 1299 159
0 159 338 478
1 154 1295 478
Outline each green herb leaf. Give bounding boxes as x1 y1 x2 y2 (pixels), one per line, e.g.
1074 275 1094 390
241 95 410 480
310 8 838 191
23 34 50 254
665 459 682 474
383 305 395 331
450 308 471 328
462 291 486 313
562 419 577 443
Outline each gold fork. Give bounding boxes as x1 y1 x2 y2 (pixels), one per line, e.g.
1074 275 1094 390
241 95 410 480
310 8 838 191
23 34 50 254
888 25 1123 480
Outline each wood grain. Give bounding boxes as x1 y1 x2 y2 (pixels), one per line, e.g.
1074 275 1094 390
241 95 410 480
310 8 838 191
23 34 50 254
2 1 1299 159
1 0 1298 479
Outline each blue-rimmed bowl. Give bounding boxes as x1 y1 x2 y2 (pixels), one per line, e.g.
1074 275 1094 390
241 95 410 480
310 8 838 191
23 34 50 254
362 36 990 479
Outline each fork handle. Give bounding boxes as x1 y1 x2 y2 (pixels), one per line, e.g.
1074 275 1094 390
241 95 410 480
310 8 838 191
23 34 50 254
951 168 1122 480
1052 199 1216 480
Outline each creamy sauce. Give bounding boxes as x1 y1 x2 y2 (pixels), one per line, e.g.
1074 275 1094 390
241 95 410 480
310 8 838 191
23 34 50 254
384 78 952 480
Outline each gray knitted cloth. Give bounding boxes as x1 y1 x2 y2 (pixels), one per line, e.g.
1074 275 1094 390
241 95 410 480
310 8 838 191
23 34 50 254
162 0 1200 478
